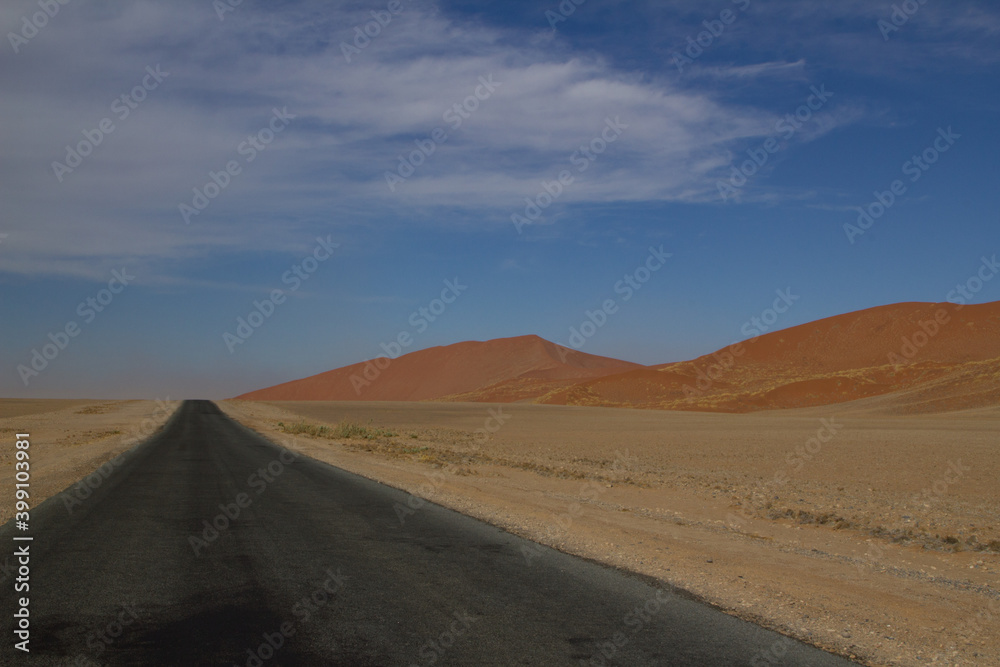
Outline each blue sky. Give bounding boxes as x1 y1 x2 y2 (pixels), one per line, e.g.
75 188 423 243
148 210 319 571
1 0 998 398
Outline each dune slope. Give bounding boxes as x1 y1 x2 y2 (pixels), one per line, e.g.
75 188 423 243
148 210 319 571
540 301 1000 412
236 334 643 402
238 301 1000 413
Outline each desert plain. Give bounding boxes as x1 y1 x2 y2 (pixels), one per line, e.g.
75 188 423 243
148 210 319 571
4 396 997 666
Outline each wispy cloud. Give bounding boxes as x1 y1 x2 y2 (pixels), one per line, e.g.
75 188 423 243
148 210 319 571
689 59 808 81
3 0 995 284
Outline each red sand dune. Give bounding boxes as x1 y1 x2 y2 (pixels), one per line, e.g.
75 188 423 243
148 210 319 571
673 301 1000 372
237 301 1000 413
236 335 642 402
539 301 1000 412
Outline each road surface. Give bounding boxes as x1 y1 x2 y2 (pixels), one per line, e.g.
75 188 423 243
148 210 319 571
1 400 857 665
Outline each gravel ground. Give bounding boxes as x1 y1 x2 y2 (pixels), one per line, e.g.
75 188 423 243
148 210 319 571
219 399 1000 667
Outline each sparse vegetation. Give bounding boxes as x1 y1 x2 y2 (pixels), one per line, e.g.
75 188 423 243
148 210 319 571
75 403 120 415
755 502 1000 554
60 429 124 446
276 420 397 440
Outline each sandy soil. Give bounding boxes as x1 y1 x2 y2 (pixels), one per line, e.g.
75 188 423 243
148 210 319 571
0 399 179 523
219 399 1000 667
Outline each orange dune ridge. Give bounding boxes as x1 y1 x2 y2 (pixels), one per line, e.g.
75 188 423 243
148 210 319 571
237 301 1000 413
236 335 642 402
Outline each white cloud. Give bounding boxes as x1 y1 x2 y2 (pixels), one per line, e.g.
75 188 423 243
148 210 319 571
0 0 874 282
689 59 808 81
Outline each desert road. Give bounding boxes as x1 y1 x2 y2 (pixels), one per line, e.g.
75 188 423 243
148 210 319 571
2 400 857 665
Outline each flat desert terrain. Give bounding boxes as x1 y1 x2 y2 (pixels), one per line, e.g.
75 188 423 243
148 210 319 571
218 399 999 667
4 397 997 665
0 399 178 523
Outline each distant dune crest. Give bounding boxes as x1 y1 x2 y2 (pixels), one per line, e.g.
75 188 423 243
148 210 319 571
237 335 642 403
237 302 1000 413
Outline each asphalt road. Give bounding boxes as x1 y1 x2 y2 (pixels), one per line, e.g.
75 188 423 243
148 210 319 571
1 400 858 665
